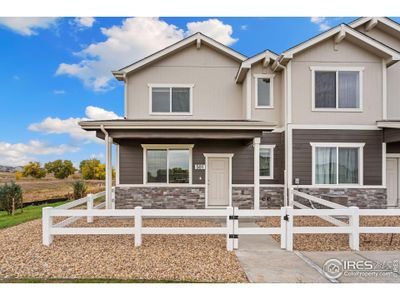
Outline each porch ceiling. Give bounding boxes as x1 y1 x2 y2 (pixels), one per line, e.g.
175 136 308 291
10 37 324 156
80 119 276 141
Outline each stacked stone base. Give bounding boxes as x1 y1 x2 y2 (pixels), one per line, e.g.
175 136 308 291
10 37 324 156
296 188 387 209
116 186 285 209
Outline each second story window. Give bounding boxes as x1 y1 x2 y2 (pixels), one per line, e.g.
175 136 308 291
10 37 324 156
311 67 363 111
149 84 193 114
255 75 274 108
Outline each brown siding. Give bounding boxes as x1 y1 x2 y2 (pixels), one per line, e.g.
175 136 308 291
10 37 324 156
117 132 284 185
387 141 400 153
384 128 400 143
292 129 383 185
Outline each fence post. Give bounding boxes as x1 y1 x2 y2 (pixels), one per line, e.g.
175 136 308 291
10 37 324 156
87 194 93 223
134 206 142 247
233 207 239 250
226 206 234 251
42 207 53 246
280 206 287 249
288 187 294 207
286 206 294 251
349 206 360 251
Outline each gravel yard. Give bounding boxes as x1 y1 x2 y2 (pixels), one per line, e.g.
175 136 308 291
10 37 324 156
257 216 400 251
0 218 247 282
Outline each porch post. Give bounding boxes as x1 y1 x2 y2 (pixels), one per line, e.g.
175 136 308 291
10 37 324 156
253 137 261 210
105 136 113 209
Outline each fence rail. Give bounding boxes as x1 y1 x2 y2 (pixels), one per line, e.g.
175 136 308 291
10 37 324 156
42 188 400 251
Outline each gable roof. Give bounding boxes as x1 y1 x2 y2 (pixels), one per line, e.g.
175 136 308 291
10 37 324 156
350 17 400 40
281 23 400 64
112 32 247 80
235 49 279 83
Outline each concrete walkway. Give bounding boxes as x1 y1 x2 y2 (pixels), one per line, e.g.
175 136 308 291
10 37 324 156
235 222 329 283
235 222 400 283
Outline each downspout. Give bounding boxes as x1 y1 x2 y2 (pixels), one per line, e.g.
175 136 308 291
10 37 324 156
100 125 112 209
273 56 289 207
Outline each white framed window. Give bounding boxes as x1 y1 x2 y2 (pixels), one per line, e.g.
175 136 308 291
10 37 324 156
142 144 193 185
260 145 275 179
311 142 365 186
254 74 274 108
148 84 194 115
311 66 364 111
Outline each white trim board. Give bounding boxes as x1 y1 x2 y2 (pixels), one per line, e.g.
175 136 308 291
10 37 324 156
288 124 381 130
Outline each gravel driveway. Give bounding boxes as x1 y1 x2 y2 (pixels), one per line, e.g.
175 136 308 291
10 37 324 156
0 218 247 282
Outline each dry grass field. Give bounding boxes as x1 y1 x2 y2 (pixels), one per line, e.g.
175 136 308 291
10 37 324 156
0 172 105 203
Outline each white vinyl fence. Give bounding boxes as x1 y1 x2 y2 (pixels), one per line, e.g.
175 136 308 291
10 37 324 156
42 188 400 251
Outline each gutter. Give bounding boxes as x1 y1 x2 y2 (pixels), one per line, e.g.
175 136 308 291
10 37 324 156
100 124 109 139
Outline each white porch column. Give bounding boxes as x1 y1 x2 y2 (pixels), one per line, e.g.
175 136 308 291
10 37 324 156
253 137 261 210
105 136 113 209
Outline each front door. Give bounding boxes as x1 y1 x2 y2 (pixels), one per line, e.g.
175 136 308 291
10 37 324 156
386 158 399 207
207 156 230 207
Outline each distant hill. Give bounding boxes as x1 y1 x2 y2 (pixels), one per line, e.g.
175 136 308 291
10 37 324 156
0 165 23 173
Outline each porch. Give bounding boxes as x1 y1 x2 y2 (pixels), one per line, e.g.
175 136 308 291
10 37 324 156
79 119 282 210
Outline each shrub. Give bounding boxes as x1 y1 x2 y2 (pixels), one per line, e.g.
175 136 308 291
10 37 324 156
22 162 46 179
15 171 23 180
0 181 23 215
72 181 87 200
45 160 76 179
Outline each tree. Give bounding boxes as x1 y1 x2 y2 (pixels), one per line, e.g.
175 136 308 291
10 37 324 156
22 162 46 179
79 159 115 180
95 164 106 180
80 158 101 180
45 160 76 179
0 181 23 215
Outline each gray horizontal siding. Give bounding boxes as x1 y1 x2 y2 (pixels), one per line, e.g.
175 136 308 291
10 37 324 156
118 132 284 185
292 129 383 186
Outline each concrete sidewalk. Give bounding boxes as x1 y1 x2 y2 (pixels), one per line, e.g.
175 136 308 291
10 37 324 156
235 222 400 283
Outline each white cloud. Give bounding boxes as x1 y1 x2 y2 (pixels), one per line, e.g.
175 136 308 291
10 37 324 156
186 19 237 45
0 140 79 167
240 25 248 31
56 17 238 92
75 17 95 28
13 75 20 80
28 106 122 144
85 105 120 120
53 89 66 95
310 17 331 31
0 17 58 36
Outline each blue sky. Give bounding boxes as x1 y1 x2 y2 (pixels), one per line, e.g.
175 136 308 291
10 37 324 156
0 16 395 167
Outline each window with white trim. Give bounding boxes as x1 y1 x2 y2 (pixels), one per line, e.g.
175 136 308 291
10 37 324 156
312 68 363 110
143 145 193 184
255 75 274 108
311 143 364 185
260 145 275 179
150 85 193 114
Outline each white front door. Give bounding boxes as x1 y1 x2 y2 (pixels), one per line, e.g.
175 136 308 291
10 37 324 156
386 158 399 207
207 156 230 207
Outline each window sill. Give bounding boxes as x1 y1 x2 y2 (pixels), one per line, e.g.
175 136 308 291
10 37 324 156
255 106 274 109
260 176 274 180
312 108 363 113
149 112 193 116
